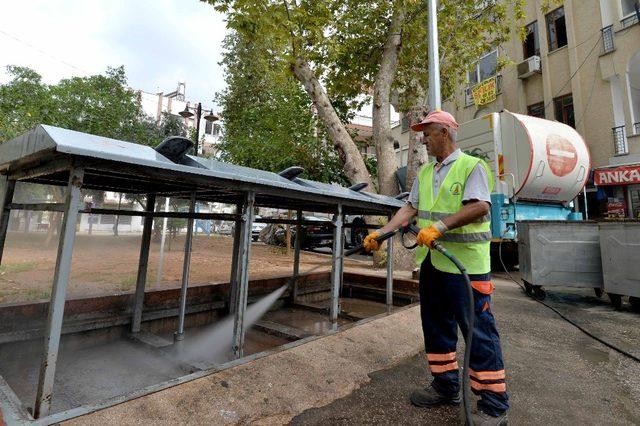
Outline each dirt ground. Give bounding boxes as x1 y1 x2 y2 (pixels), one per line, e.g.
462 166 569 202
0 231 377 305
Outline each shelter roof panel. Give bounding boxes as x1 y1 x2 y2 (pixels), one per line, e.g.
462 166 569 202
0 125 404 215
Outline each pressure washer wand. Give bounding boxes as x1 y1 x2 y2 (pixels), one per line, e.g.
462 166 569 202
343 230 397 257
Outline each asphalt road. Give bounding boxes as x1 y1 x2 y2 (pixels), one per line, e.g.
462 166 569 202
291 274 640 425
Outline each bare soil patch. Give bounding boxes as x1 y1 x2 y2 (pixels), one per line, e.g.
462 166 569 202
0 232 375 305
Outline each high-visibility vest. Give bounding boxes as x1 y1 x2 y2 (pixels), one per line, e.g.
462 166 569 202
415 152 494 274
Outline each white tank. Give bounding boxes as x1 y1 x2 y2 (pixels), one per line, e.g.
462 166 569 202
457 111 590 203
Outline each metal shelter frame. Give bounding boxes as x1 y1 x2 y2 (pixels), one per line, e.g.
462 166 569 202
0 125 403 422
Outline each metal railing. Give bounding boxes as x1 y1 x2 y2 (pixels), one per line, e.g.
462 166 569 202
613 125 628 155
634 122 640 135
601 25 614 53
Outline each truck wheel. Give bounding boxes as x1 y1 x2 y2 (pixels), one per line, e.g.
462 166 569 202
608 293 623 310
594 288 603 298
629 297 640 313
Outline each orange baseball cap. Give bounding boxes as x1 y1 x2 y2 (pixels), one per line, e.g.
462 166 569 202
410 110 459 132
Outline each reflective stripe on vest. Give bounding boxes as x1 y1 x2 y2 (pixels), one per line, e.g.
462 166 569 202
438 231 492 243
415 152 494 275
417 210 491 224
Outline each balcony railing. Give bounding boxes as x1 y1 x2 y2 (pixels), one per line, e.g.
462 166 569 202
613 125 628 156
634 122 640 135
601 25 615 54
621 12 639 28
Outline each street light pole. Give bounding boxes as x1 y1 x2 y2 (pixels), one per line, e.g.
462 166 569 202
427 0 441 111
180 102 219 157
194 102 202 156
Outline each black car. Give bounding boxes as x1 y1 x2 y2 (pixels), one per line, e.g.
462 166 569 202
259 215 368 251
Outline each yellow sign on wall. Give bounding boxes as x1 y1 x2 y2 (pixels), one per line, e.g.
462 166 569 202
471 77 497 106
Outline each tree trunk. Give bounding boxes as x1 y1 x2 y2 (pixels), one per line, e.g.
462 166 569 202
290 57 374 190
372 4 405 196
114 193 122 236
405 104 430 189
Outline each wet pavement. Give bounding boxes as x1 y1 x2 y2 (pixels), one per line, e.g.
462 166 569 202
0 327 293 415
64 274 640 424
262 307 350 335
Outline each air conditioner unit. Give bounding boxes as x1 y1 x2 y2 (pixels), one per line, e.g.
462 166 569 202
517 56 541 79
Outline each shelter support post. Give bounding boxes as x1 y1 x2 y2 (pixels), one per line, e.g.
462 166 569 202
0 176 16 266
175 192 196 341
386 215 394 314
232 191 255 359
156 197 170 285
34 167 84 418
228 202 243 314
291 209 302 302
330 204 344 330
131 194 156 333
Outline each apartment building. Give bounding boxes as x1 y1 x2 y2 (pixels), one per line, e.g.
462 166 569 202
392 0 640 219
137 82 223 157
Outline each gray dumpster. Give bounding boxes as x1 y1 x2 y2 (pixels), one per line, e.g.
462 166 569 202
517 221 603 299
599 222 640 310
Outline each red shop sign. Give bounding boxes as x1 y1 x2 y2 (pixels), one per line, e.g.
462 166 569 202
594 165 640 186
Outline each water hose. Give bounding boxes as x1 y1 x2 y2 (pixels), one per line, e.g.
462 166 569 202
398 223 473 425
432 241 474 426
290 226 475 424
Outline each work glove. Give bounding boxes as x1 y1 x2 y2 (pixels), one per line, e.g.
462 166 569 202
363 231 381 252
416 220 448 248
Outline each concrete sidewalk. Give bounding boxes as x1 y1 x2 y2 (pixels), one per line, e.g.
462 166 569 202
68 276 640 425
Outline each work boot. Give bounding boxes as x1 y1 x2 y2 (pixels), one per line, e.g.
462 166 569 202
471 409 508 425
410 386 460 407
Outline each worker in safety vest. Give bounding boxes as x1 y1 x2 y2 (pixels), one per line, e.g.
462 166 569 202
363 110 509 426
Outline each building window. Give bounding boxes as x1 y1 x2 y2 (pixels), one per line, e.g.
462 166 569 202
622 0 638 17
554 94 575 128
546 7 568 52
205 122 221 136
468 50 498 86
527 102 545 118
401 115 410 133
523 21 540 58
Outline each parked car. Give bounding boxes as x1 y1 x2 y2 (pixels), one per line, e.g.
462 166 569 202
251 215 267 241
259 215 369 251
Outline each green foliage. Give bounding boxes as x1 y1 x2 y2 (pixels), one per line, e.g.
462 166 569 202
205 0 526 124
393 0 526 110
363 155 378 191
0 66 53 141
158 111 187 139
0 65 164 145
216 31 345 183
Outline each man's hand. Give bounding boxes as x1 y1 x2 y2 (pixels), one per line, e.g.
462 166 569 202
363 231 381 252
416 220 448 248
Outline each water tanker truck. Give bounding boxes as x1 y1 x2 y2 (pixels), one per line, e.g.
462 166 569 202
455 111 590 266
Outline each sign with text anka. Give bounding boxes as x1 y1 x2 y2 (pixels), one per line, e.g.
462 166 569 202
594 165 640 186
